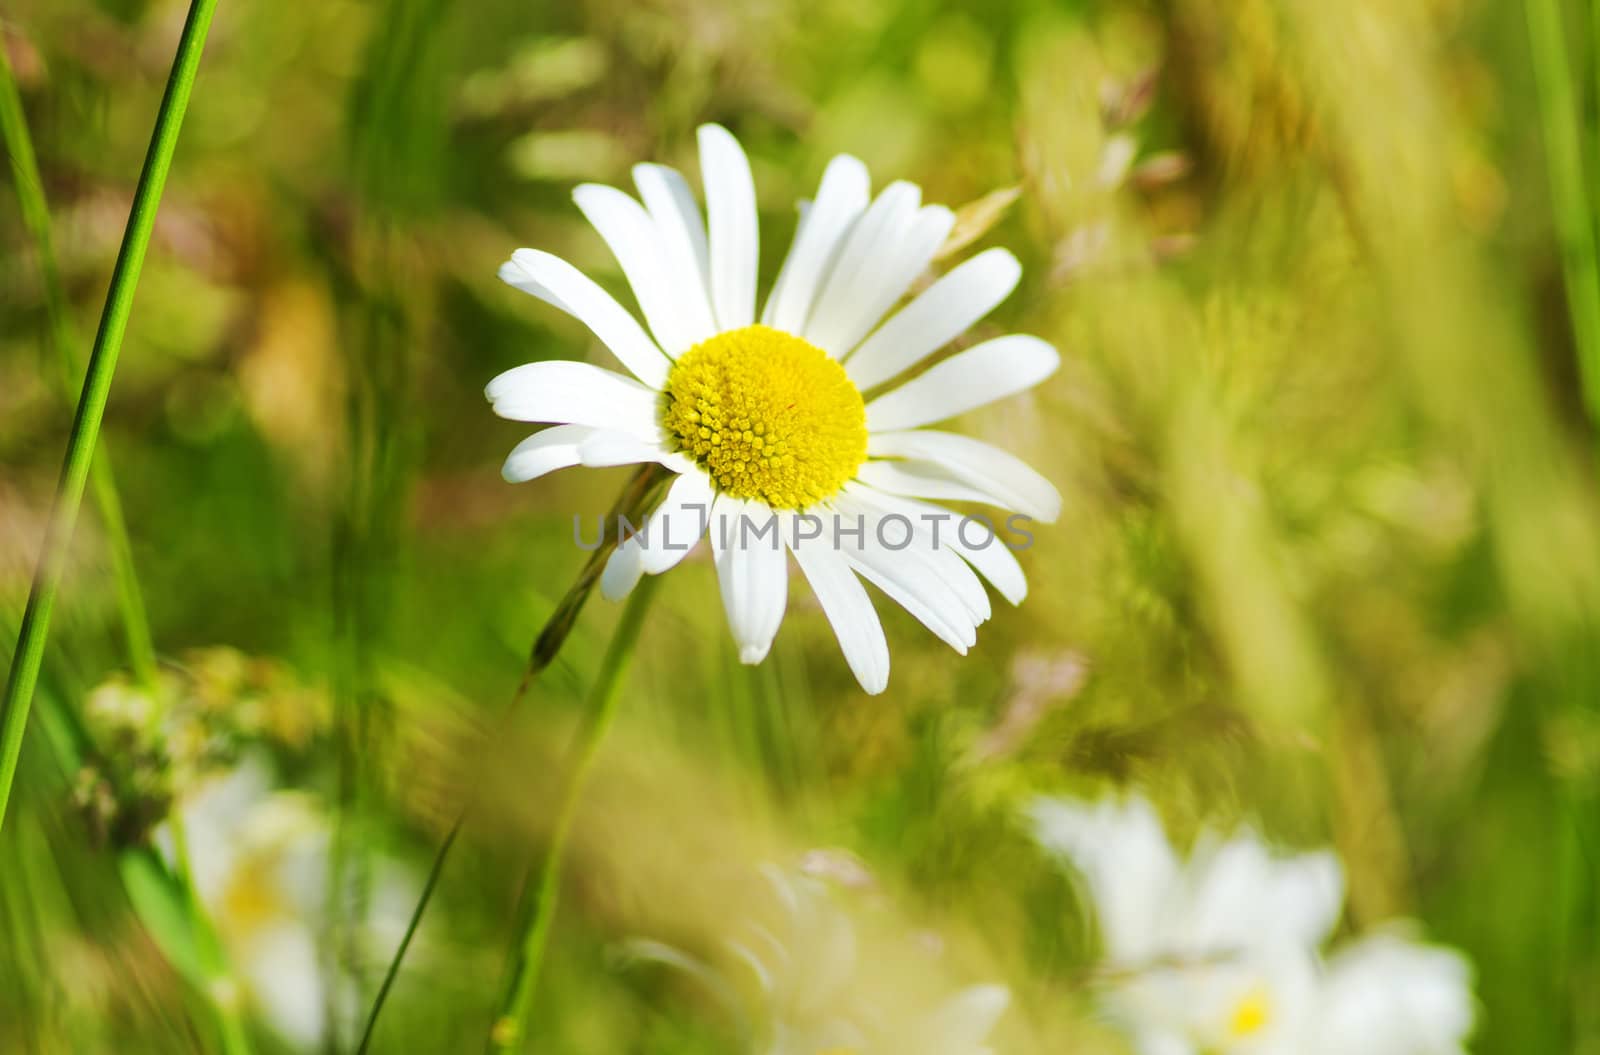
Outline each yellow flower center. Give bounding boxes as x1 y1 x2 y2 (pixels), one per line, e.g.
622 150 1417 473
1226 987 1271 1038
661 324 868 509
219 862 285 934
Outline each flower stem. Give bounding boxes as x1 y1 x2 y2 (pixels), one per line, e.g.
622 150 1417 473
355 463 670 1052
487 572 661 1053
0 0 217 834
0 23 158 693
1526 0 1600 429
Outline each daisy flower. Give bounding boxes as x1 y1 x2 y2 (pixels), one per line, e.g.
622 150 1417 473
1028 794 1475 1055
488 124 1061 694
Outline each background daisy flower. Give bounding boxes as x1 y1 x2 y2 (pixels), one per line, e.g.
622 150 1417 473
167 758 332 1050
164 757 421 1051
487 124 1061 694
1028 794 1476 1055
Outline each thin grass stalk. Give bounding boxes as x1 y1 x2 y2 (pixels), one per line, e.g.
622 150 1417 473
0 6 255 1050
487 572 662 1054
1526 1 1600 1015
1526 0 1600 429
0 824 47 1050
0 36 157 691
356 464 671 1053
0 41 73 376
353 811 459 1055
0 0 218 829
328 0 453 1006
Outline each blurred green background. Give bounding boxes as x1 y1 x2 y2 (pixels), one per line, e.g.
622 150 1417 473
4 0 1600 1050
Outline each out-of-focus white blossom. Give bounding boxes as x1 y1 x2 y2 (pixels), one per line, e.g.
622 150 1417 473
1028 794 1474 1055
1312 934 1475 1055
170 757 330 1049
635 865 1008 1055
734 868 1008 1055
165 756 418 1050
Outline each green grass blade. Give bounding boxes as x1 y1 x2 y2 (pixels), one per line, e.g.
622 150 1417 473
1526 0 1600 429
355 810 462 1054
0 0 219 829
0 28 158 693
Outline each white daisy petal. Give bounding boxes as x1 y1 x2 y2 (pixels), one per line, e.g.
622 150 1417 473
831 501 977 653
864 329 1062 429
763 154 872 333
853 459 1004 508
950 528 1028 606
1133 1030 1204 1055
710 496 788 664
1315 935 1475 1055
698 124 759 331
600 542 646 601
633 163 718 348
1027 795 1183 964
844 485 1030 605
1187 837 1344 954
868 429 1061 522
631 469 715 575
849 554 975 654
761 203 813 330
864 334 1059 431
838 490 989 625
573 183 696 356
787 516 889 694
742 541 788 665
927 542 991 626
819 203 955 359
845 248 1023 391
803 181 921 355
485 360 660 437
575 430 675 469
244 925 327 1050
498 248 672 388
501 424 601 483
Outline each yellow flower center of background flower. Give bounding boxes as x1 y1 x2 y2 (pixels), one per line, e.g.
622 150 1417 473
661 324 867 509
1226 987 1271 1038
219 861 285 934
